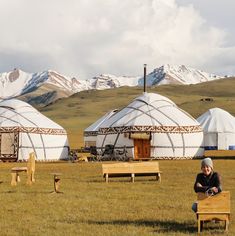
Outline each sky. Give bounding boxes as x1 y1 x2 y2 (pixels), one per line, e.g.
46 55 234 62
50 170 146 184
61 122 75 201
0 0 234 80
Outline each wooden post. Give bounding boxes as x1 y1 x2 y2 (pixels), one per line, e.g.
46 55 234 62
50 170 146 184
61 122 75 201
54 175 60 192
27 152 36 185
143 64 147 92
51 173 63 194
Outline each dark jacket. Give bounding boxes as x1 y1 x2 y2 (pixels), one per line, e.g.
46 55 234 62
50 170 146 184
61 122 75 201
194 172 222 193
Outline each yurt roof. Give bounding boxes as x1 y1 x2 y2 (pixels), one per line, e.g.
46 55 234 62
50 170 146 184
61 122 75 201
84 109 118 133
99 92 201 134
197 107 235 133
0 99 65 131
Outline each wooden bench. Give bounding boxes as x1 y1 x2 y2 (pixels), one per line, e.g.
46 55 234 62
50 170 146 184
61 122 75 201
204 150 235 157
102 162 162 183
196 191 230 234
11 152 36 186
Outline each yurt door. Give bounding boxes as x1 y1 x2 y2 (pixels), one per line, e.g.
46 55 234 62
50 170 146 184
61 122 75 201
134 139 150 160
0 132 19 161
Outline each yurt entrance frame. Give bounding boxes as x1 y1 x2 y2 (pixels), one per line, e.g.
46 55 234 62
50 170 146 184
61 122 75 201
134 139 150 160
0 131 19 162
130 132 151 160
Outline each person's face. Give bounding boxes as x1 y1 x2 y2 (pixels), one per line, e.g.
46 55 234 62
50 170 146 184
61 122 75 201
201 165 212 176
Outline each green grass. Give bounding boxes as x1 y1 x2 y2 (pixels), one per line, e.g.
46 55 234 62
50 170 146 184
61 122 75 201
39 77 235 148
0 160 234 235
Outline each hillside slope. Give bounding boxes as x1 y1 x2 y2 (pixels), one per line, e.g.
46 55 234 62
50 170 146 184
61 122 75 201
40 77 235 148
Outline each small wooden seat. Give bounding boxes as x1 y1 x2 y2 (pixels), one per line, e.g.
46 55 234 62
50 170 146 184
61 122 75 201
102 162 162 183
196 191 230 234
11 152 36 186
51 173 63 193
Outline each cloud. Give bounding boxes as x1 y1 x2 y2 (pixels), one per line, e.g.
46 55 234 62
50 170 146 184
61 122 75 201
0 0 233 79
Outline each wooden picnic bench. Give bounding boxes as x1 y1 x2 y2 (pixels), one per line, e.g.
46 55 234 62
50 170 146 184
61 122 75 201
102 161 162 183
196 191 231 234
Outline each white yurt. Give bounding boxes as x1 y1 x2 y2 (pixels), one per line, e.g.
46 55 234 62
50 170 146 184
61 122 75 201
96 92 204 160
84 109 118 148
197 108 235 150
0 99 69 161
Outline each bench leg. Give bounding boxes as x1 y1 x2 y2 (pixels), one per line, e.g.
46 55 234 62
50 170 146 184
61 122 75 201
225 219 229 231
198 219 200 234
16 173 21 182
156 173 161 182
32 170 35 183
198 217 203 234
131 173 135 183
27 171 35 185
105 174 109 183
11 172 17 186
27 170 32 185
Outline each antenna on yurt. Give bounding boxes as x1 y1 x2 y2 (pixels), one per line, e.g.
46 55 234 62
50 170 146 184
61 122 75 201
143 64 147 93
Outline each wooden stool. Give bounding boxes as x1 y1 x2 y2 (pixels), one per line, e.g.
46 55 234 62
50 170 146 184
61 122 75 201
11 152 36 186
11 167 27 186
51 173 63 193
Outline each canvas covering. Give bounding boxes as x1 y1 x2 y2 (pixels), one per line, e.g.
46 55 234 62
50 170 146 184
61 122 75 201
197 108 235 150
0 99 69 161
96 92 203 159
84 109 118 146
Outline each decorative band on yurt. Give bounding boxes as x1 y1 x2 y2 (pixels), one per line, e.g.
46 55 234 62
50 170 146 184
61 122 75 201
129 132 151 140
99 125 202 135
84 131 98 137
0 126 67 135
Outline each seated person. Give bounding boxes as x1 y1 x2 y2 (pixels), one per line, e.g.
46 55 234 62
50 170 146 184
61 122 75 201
192 157 222 212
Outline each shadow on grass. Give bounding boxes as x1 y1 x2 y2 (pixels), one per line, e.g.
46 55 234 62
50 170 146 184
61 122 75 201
1 190 58 194
86 219 227 234
88 178 160 183
86 219 196 233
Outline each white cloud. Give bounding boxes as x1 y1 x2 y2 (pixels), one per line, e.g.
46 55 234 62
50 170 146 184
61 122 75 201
0 0 234 79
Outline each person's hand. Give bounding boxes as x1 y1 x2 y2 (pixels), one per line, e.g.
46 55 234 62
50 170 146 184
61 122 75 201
196 183 202 187
211 187 218 193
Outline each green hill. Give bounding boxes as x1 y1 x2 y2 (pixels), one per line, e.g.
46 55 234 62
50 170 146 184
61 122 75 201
17 83 73 107
39 77 235 148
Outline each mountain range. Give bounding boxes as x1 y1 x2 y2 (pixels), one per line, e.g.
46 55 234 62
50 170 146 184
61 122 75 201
0 64 225 106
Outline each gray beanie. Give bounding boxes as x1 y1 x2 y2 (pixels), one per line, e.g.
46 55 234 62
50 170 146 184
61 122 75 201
201 157 213 169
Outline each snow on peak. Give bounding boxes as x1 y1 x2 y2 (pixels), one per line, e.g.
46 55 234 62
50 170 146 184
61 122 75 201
90 74 140 90
143 64 222 86
0 69 85 99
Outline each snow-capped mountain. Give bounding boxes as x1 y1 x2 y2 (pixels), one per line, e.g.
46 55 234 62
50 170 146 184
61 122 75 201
90 74 139 90
0 65 224 100
0 68 89 99
89 64 223 90
138 64 222 86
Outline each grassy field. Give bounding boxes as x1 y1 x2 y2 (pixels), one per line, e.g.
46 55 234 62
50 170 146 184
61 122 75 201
0 159 234 235
39 77 235 148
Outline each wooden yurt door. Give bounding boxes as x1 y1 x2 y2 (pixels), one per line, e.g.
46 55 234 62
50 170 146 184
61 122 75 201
0 132 19 162
134 139 150 160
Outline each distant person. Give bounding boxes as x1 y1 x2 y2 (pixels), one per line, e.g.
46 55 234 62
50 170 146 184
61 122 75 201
192 157 222 212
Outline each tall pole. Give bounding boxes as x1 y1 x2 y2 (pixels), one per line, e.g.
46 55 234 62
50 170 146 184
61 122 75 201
144 64 147 92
